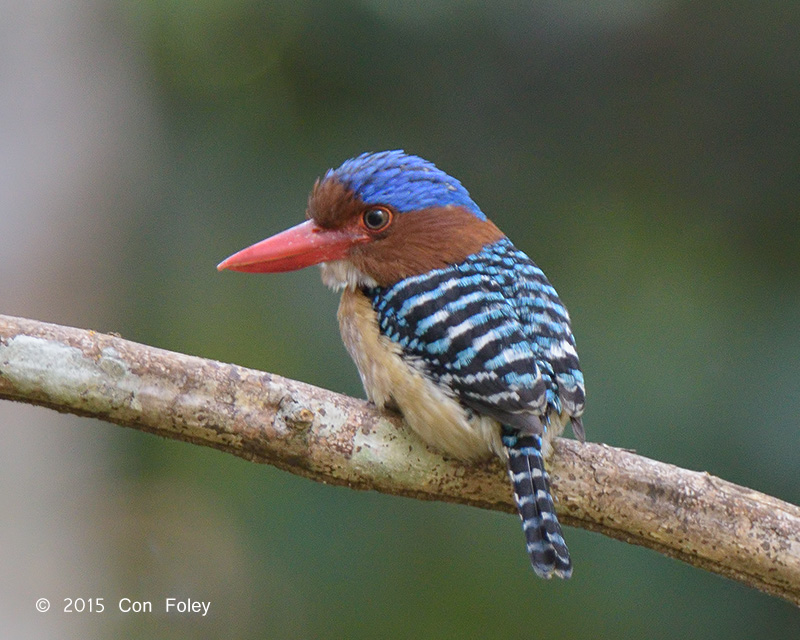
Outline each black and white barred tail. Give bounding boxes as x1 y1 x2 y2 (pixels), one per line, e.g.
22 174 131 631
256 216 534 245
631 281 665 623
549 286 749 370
502 427 572 579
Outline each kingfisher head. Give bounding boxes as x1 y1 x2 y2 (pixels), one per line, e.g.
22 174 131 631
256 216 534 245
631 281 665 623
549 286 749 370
217 150 504 289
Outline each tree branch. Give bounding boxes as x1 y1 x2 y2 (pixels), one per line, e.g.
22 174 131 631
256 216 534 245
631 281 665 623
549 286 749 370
1 313 798 604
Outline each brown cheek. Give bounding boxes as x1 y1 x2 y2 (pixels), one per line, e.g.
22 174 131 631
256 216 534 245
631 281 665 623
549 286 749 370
354 207 505 287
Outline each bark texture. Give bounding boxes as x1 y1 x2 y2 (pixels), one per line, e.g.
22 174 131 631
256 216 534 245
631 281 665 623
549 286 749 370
1 313 798 605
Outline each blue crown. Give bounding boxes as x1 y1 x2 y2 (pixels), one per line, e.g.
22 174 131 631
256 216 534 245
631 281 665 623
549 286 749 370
326 150 486 220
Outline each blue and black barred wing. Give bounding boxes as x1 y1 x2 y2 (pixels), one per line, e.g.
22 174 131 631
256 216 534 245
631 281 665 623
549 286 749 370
495 241 586 440
365 238 585 438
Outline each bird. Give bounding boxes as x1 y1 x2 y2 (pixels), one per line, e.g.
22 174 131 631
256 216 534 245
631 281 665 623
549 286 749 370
217 150 585 578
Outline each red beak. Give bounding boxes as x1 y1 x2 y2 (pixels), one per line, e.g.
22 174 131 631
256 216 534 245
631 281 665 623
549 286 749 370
217 220 367 273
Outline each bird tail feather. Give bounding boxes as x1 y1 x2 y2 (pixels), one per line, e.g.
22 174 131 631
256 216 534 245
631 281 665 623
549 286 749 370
502 428 572 579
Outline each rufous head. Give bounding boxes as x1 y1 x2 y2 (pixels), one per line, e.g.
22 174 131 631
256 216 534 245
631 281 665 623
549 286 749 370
218 151 504 289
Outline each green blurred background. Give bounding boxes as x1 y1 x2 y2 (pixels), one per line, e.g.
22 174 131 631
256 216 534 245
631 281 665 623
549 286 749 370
1 1 798 637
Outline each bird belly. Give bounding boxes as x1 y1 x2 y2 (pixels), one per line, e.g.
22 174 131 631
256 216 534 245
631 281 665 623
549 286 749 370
338 288 504 460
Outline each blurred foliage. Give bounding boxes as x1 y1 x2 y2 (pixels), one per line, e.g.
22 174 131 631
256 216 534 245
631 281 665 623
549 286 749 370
97 0 800 636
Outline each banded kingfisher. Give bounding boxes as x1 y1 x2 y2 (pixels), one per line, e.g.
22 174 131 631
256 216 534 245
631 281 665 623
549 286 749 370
218 151 586 578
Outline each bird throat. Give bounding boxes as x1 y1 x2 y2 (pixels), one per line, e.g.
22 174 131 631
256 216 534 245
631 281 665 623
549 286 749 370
319 260 378 291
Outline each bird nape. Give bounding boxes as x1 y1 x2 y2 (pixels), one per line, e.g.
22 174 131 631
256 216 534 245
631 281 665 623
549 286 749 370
218 150 585 579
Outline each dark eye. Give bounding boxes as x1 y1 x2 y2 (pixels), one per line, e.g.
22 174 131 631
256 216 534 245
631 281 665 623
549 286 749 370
362 207 393 231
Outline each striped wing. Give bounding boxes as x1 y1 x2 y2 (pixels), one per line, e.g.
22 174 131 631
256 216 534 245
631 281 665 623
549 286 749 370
366 238 584 435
